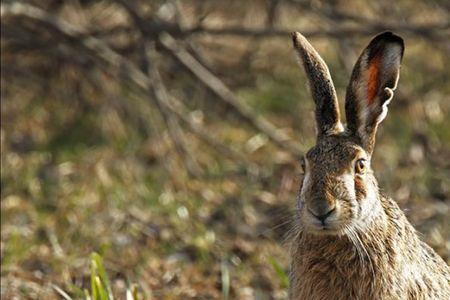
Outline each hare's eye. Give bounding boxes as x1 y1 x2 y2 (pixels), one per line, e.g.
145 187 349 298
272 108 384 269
355 159 366 174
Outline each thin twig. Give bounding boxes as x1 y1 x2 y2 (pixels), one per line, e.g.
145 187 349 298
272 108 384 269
79 19 449 41
158 33 302 155
115 0 203 176
147 47 203 177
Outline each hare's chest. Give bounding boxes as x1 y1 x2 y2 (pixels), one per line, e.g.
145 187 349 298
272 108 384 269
289 255 382 300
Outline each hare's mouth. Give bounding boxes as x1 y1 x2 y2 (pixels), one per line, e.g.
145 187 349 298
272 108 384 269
302 206 344 234
308 224 343 235
303 214 343 235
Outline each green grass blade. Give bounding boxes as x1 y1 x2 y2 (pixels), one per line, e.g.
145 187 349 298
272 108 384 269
268 256 289 289
91 252 113 300
221 260 230 300
91 264 99 300
95 276 109 300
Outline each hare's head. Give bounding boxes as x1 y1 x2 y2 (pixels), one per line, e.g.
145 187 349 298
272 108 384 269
292 32 404 235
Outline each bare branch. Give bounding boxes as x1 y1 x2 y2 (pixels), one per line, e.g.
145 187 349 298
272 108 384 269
115 0 203 176
1 2 255 172
82 22 449 43
147 47 203 177
191 24 449 39
158 33 302 155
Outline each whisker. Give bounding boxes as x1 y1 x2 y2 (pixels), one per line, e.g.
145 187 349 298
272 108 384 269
346 226 364 268
353 225 375 279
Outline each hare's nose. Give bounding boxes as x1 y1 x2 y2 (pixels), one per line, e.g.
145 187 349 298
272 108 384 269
308 206 336 224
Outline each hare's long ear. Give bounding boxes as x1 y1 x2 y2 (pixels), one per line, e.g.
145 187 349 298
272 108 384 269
345 32 404 154
292 32 343 138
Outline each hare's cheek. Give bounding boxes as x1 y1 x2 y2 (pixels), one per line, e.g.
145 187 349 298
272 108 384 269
338 173 356 200
354 176 367 200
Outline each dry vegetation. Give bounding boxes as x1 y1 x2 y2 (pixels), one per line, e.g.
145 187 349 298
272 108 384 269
1 0 449 299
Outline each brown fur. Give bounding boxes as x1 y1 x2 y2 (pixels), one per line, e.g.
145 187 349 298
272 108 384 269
292 32 343 137
289 32 450 299
290 195 450 299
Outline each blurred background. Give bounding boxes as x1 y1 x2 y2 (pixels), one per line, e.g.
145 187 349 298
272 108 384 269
1 0 449 299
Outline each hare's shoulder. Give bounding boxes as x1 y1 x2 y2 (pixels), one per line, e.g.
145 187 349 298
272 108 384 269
408 241 450 298
421 241 450 271
381 194 450 294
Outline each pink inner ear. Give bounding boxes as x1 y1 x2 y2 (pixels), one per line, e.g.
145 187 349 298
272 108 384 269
367 54 381 105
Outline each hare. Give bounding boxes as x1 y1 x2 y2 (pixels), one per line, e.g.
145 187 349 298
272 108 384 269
288 31 450 299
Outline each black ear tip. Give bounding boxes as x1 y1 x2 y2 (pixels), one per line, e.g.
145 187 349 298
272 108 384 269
291 31 304 46
373 31 404 47
291 31 298 44
368 31 405 58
